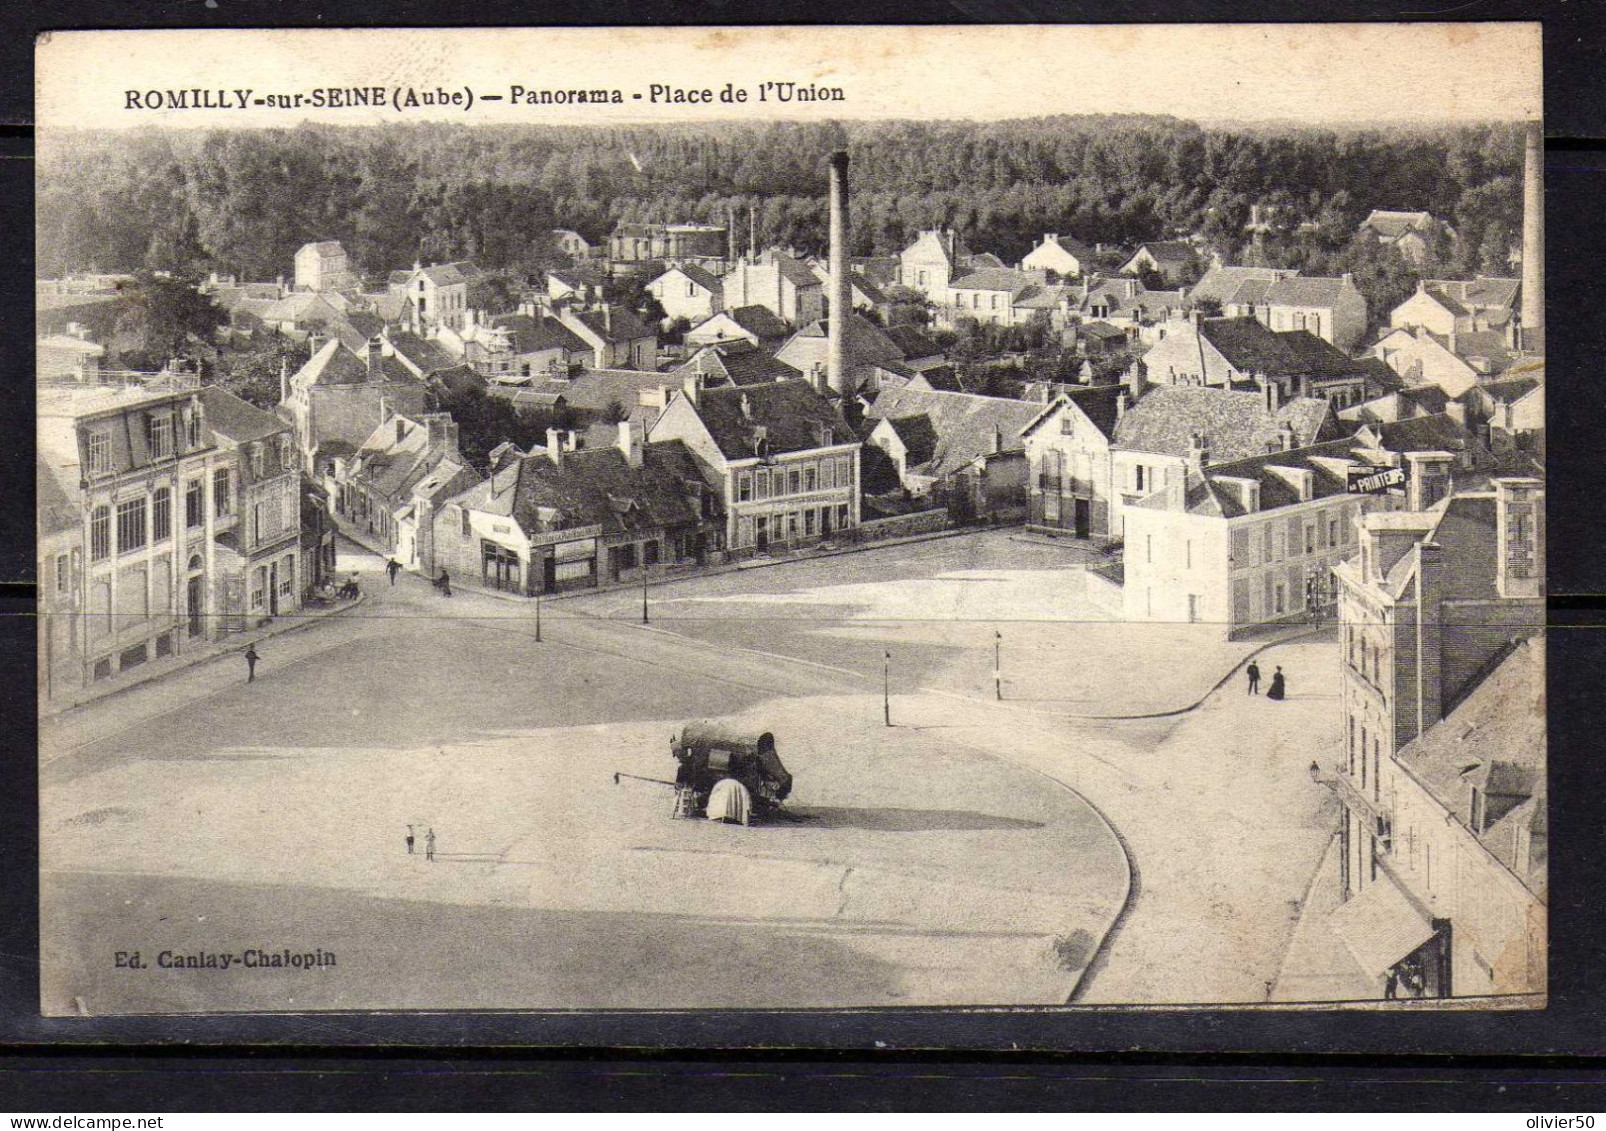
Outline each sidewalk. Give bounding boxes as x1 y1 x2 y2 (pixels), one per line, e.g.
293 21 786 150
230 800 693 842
39 592 365 724
1270 830 1378 1003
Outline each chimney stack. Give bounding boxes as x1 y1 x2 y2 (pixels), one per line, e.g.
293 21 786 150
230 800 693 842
826 150 852 397
545 427 564 466
749 205 758 261
1521 120 1544 351
617 419 643 468
279 357 291 405
366 336 383 375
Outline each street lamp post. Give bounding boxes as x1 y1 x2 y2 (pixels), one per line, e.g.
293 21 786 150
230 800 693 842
641 566 650 625
883 650 891 727
534 590 542 643
994 630 1002 701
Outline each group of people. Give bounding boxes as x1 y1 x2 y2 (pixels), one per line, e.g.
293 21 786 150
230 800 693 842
404 824 437 862
1245 661 1287 700
1384 955 1428 1000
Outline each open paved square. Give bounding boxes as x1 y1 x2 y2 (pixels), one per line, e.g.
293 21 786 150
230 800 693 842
42 530 1342 1013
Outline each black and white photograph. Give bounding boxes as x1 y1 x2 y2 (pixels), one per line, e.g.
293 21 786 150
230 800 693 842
33 24 1546 1016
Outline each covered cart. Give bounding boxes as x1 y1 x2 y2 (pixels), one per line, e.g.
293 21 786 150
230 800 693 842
671 722 793 824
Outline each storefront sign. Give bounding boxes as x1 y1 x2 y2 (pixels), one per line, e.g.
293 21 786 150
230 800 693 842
1347 466 1406 495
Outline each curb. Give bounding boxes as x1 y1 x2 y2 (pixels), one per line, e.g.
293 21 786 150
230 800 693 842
40 595 368 724
921 623 1332 723
1268 830 1343 1002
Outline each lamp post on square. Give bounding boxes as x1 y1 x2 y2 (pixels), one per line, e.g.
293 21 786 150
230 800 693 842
641 564 650 625
994 629 1002 701
883 650 891 728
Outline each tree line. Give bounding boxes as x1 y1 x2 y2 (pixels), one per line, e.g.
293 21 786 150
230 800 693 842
39 116 1524 286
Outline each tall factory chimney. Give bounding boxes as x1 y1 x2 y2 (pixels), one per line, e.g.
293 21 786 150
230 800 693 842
1521 119 1544 352
826 150 851 397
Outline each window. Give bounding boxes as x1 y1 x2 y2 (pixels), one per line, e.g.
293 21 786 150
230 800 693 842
1328 517 1339 548
251 445 265 479
186 480 205 528
1360 728 1368 788
152 487 172 542
116 497 148 554
805 509 817 536
90 506 111 562
87 428 112 475
213 468 232 516
755 471 770 500
1185 540 1192 570
838 457 853 489
804 467 817 492
1135 466 1145 491
148 413 174 459
822 460 836 490
186 407 203 449
461 507 471 538
279 555 296 597
55 554 70 593
1060 415 1075 436
253 503 265 545
788 469 801 495
1305 526 1315 555
251 566 267 611
738 474 752 503
687 282 697 298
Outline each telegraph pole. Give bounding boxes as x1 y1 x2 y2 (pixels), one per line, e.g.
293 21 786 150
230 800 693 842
883 650 891 727
534 590 542 642
994 629 1002 701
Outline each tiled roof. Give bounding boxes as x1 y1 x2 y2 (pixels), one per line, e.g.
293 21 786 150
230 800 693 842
291 338 422 390
949 267 1037 293
489 313 590 355
720 304 791 340
1201 318 1369 378
1361 210 1436 239
1188 266 1291 308
654 263 722 293
1113 385 1333 461
1395 637 1544 892
37 458 80 538
1061 384 1127 439
299 240 345 255
386 332 458 375
499 441 704 538
198 386 290 444
909 365 967 393
1264 276 1357 308
865 386 1044 479
570 306 655 344
676 341 802 387
769 250 822 289
1142 436 1361 517
884 325 943 360
775 314 904 378
1132 240 1194 264
691 380 856 461
883 413 939 467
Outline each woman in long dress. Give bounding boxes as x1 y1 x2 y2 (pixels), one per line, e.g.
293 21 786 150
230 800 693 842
1267 666 1286 701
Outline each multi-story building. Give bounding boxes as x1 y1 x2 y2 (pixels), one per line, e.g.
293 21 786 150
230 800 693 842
1328 476 1545 998
1141 316 1391 409
608 222 728 265
434 423 721 596
897 228 974 305
387 261 482 334
332 410 481 576
197 387 304 632
1020 385 1126 538
646 263 725 325
1109 382 1339 538
720 251 825 327
558 305 657 370
648 378 860 555
294 240 355 293
38 383 222 692
1020 233 1093 279
280 336 430 478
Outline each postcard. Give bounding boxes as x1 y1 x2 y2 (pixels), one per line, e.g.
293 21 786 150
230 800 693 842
35 24 1545 1015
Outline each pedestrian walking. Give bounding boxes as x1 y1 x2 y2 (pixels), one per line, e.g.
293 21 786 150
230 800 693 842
1267 666 1286 701
244 644 259 683
437 568 452 598
405 824 415 855
1246 660 1261 695
1384 966 1399 1000
386 558 401 585
424 827 436 862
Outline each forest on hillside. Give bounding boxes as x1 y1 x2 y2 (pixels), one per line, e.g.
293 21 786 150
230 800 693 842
37 116 1526 286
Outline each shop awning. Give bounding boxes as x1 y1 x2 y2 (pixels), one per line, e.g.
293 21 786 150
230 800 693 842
1328 876 1436 978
